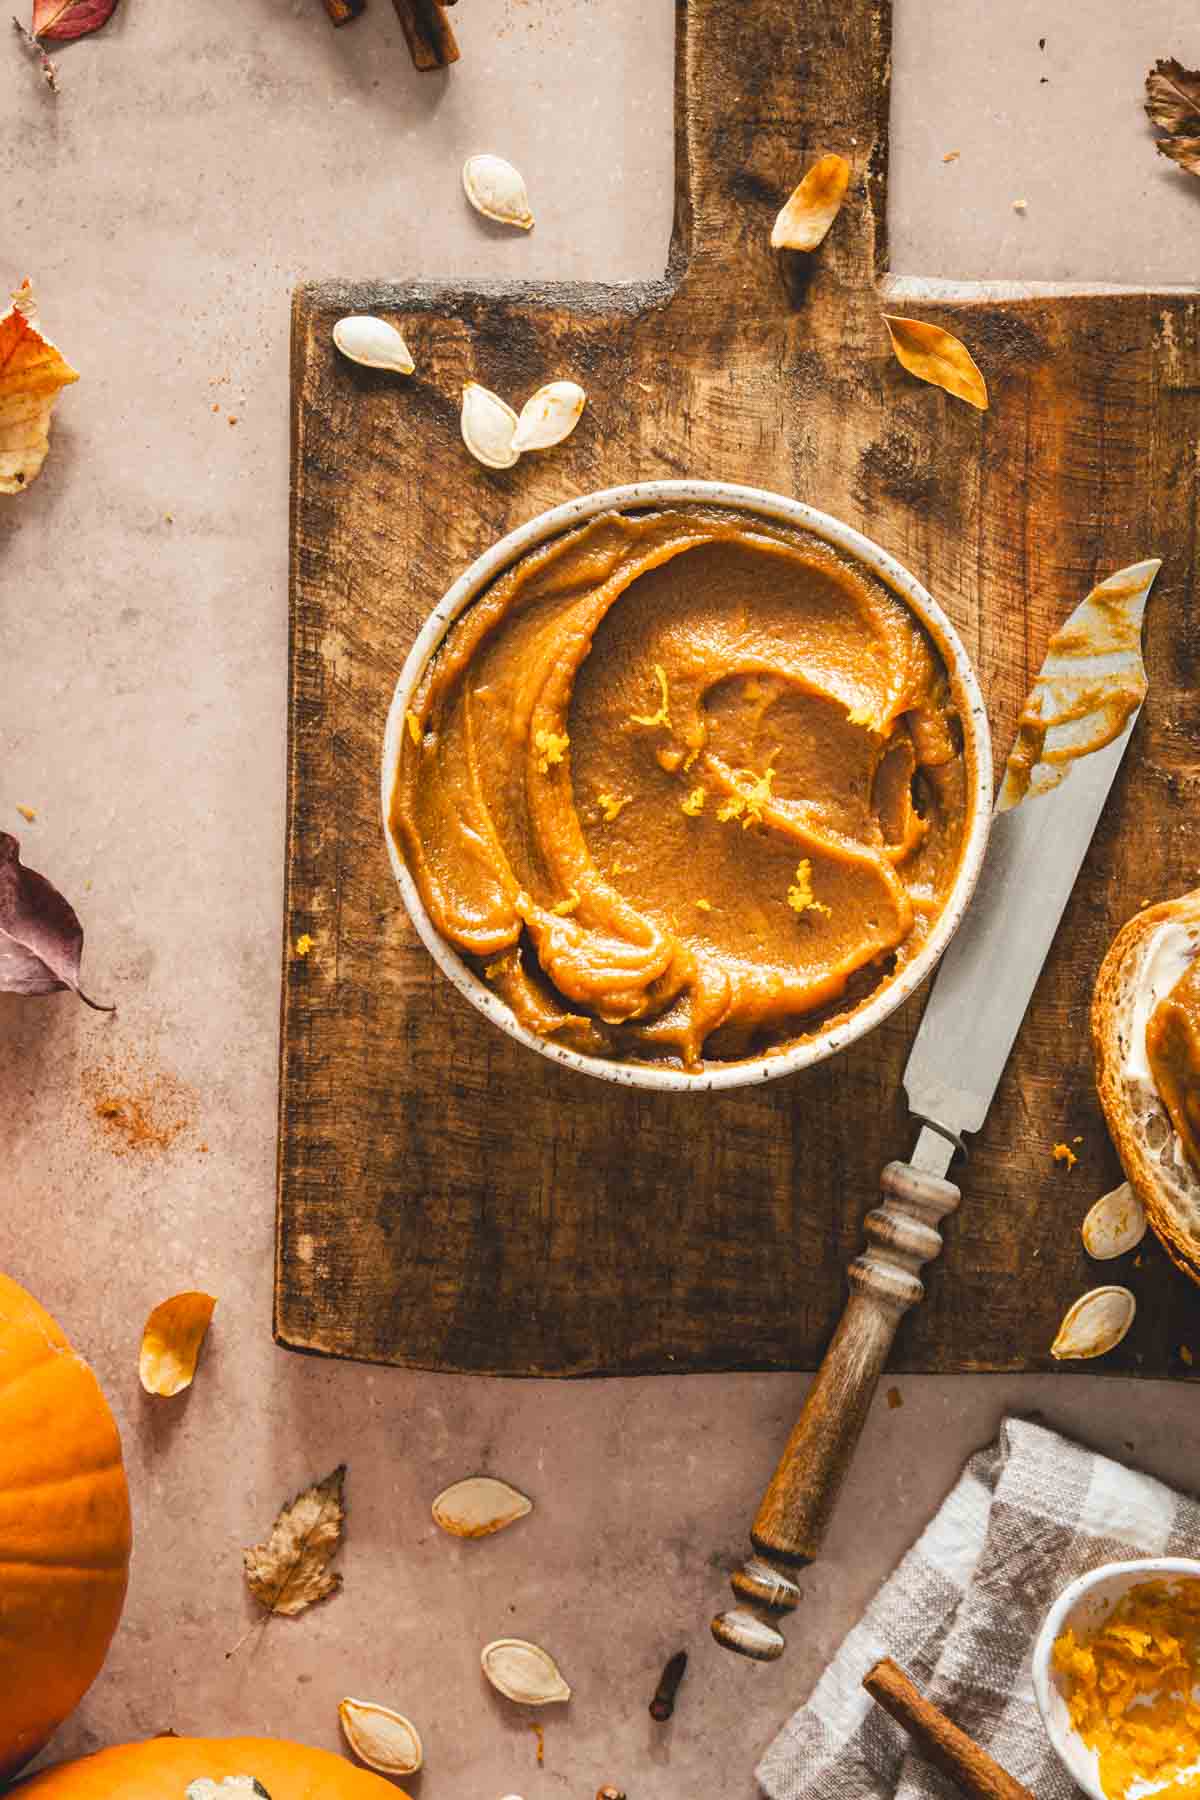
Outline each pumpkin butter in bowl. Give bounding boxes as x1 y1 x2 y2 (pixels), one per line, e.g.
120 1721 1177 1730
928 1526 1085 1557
383 482 991 1089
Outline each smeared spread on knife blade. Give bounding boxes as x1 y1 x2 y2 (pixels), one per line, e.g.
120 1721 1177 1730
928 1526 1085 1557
998 559 1161 811
390 506 972 1069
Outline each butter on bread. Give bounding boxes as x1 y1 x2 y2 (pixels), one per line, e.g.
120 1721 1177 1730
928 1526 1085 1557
1092 891 1200 1283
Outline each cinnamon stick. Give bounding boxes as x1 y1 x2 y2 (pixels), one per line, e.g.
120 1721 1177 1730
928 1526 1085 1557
863 1659 1035 1800
392 0 459 68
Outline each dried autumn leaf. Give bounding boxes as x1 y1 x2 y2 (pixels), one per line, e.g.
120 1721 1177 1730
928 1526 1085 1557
1145 59 1200 175
243 1465 346 1617
882 314 988 411
139 1291 217 1397
770 153 851 251
0 831 111 1009
0 281 78 493
31 0 117 41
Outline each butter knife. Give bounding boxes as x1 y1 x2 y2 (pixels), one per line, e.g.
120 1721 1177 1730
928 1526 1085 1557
711 559 1161 1662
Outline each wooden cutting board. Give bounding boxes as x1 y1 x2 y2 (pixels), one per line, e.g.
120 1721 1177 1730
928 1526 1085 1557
278 0 1200 1376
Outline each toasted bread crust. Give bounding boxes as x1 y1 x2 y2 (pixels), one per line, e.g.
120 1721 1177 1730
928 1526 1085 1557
1092 891 1200 1284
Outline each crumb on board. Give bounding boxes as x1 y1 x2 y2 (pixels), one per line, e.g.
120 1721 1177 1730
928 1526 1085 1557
294 933 314 958
1053 1142 1078 1170
886 1386 903 1410
15 805 36 823
529 1723 545 1766
1182 1345 1194 1367
942 149 961 163
1012 198 1028 213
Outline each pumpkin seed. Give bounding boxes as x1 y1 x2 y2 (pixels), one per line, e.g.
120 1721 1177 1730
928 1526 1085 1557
339 1698 423 1775
186 1781 270 1799
512 381 586 452
770 153 851 251
462 154 534 229
481 1637 571 1705
461 382 520 469
1082 1182 1147 1260
332 315 415 375
432 1475 532 1538
1050 1286 1136 1360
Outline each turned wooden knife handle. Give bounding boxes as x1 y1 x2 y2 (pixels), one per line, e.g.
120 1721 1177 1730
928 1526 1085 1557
711 1158 961 1661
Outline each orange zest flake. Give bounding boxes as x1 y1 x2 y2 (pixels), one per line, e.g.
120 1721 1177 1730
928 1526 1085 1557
551 889 581 917
15 804 36 822
1053 1141 1078 1170
629 663 671 729
534 728 569 774
717 751 782 830
680 786 706 817
294 933 314 958
405 709 422 748
1053 1579 1200 1800
787 860 830 918
597 791 630 823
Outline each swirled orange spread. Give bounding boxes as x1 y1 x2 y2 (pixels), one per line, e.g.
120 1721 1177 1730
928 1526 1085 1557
1148 959 1200 1173
391 506 970 1068
1053 1579 1200 1799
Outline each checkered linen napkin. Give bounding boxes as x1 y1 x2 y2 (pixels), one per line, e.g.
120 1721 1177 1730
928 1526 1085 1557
758 1416 1200 1800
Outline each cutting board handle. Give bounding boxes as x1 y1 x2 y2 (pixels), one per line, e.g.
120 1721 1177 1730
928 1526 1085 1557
710 1159 961 1661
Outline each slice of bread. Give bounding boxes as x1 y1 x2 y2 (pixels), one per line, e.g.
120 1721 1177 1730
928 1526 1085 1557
1092 891 1200 1284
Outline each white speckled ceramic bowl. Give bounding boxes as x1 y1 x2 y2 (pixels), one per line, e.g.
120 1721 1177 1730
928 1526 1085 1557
1032 1557 1200 1800
381 479 993 1091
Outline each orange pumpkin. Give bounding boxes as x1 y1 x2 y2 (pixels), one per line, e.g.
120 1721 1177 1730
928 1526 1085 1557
0 1273 132 1782
12 1736 409 1797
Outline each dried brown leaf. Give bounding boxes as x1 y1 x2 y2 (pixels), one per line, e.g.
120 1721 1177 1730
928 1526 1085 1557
32 0 117 40
770 153 850 251
0 830 111 1008
0 280 78 492
139 1291 217 1396
1157 136 1200 175
243 1465 346 1617
1146 59 1200 135
882 315 988 410
1145 61 1200 175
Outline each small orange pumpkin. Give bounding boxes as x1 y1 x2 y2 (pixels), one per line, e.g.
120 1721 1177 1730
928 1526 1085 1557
0 1273 132 1782
12 1735 409 1796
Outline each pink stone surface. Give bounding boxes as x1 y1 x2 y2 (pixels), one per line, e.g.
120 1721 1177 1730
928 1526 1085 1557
3 3 1199 1796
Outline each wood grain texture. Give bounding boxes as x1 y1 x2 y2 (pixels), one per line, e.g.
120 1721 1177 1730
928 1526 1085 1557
279 0 1200 1375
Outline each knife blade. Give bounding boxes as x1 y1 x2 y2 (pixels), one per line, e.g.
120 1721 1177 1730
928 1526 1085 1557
712 558 1161 1663
905 557 1162 1170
